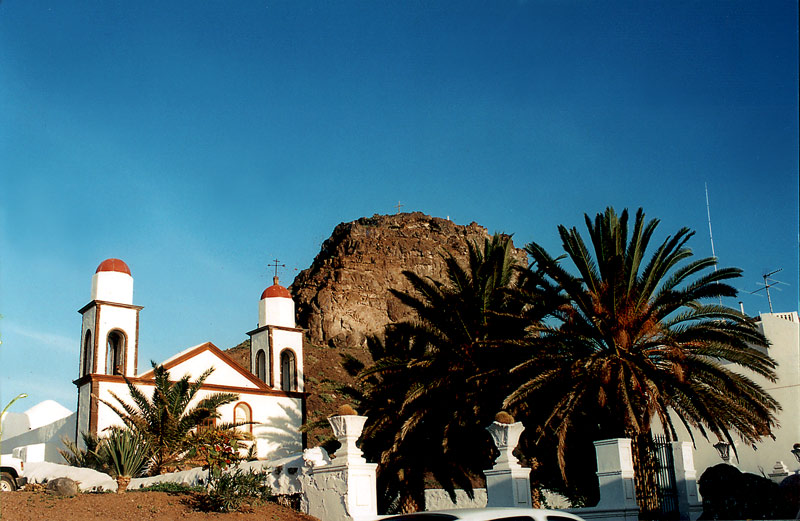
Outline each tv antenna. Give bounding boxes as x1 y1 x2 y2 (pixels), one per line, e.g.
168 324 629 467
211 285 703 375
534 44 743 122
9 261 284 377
705 183 721 305
705 183 718 265
750 268 784 313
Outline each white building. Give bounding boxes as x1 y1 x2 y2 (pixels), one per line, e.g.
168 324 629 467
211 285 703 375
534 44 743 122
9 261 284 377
672 311 800 479
4 258 306 462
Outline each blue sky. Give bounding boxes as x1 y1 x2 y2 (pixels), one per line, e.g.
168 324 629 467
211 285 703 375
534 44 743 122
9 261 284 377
1 1 797 411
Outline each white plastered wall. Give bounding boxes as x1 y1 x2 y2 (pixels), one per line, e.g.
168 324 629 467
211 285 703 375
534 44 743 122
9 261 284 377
95 380 302 460
95 380 136 434
96 305 138 376
160 349 260 389
259 297 294 328
76 382 92 440
91 271 133 304
665 312 800 478
271 328 304 392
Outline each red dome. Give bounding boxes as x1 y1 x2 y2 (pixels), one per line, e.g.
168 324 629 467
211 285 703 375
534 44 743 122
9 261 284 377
96 258 131 275
261 276 291 299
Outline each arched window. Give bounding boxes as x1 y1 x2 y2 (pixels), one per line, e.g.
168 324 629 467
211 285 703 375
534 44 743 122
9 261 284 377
82 330 93 376
106 330 125 375
256 350 267 383
234 402 252 434
280 349 297 392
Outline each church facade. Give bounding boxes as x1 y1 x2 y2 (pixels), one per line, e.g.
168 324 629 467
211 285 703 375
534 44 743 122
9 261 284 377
73 258 305 459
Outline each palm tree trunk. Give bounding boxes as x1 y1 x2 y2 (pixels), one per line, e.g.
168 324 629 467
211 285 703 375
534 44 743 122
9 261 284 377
398 492 424 514
116 476 131 494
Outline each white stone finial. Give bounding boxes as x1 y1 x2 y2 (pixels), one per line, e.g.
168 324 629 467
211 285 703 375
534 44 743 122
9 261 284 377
328 415 368 464
486 421 525 469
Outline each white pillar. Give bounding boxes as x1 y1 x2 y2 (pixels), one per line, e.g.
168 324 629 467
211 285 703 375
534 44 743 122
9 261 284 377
301 415 378 521
484 421 532 508
594 438 638 510
671 441 702 521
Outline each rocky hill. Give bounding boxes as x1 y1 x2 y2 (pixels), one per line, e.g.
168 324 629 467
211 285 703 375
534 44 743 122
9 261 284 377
290 212 527 347
226 212 527 444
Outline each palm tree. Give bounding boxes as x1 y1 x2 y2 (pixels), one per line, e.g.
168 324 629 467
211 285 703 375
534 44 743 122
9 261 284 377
505 207 779 508
101 362 239 475
355 234 537 513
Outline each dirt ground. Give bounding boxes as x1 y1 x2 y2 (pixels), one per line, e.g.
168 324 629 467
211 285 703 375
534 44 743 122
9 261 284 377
0 491 321 521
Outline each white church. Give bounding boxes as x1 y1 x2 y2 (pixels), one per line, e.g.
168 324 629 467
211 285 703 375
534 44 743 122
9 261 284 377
3 258 306 462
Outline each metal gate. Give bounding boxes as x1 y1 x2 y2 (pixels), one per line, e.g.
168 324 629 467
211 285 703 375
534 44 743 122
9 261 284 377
652 434 679 520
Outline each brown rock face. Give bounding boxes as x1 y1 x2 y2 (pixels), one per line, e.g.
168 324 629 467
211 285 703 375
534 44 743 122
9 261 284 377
289 212 527 347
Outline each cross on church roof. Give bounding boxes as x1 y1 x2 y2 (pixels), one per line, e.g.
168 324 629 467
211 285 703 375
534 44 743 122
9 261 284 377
268 259 286 278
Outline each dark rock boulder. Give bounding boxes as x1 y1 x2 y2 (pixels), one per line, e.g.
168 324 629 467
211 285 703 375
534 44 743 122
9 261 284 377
46 477 79 496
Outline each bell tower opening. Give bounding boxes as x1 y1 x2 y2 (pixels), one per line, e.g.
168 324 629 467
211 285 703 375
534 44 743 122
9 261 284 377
81 330 93 376
280 349 297 392
256 349 267 383
106 330 126 376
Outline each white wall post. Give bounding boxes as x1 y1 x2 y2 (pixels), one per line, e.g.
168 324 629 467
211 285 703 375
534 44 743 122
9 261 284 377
301 415 378 521
671 441 702 521
593 438 638 510
567 438 639 521
484 421 532 508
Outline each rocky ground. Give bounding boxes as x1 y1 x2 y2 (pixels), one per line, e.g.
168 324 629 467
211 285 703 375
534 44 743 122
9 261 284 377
0 490 320 521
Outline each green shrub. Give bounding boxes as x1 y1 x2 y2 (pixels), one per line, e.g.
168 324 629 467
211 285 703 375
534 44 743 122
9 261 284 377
196 468 272 513
132 482 204 494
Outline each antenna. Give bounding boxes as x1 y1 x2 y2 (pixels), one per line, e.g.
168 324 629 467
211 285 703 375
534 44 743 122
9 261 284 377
750 268 784 313
705 183 721 304
705 183 718 267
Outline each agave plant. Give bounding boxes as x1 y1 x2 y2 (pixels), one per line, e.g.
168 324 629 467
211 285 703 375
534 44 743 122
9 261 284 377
101 427 151 493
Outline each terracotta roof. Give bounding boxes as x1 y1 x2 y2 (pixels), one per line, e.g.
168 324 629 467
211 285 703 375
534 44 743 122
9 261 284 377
261 276 291 299
96 258 131 275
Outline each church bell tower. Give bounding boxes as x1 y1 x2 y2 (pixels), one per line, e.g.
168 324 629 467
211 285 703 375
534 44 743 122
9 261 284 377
248 275 304 393
75 258 143 441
